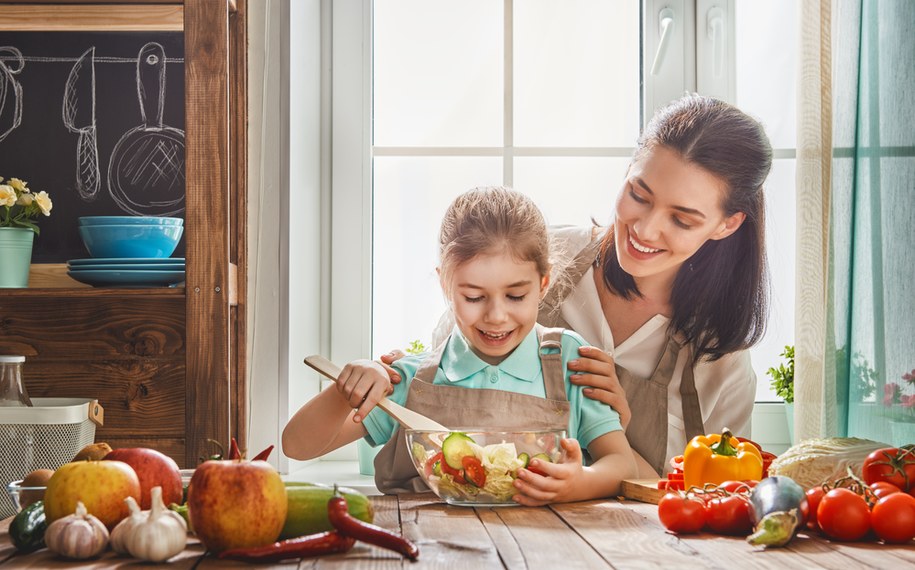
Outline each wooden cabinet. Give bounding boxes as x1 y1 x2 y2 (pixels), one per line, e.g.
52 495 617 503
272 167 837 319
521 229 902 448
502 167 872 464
0 0 247 468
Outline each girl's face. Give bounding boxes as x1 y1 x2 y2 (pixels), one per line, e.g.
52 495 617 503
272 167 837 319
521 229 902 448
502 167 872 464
443 249 549 365
614 145 746 286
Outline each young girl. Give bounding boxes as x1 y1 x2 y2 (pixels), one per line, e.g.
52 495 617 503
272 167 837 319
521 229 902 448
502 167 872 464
282 187 636 505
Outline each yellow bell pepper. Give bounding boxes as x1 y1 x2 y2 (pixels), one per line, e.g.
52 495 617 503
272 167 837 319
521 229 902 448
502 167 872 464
682 428 763 490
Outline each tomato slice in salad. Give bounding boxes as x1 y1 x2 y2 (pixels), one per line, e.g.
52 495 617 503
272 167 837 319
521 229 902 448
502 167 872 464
462 456 487 487
439 457 467 485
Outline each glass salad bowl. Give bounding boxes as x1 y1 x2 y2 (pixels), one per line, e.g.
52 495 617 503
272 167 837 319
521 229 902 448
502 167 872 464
406 429 566 507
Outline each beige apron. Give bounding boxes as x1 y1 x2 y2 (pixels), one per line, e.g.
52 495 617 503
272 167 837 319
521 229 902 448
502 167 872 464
538 237 705 475
373 326 571 494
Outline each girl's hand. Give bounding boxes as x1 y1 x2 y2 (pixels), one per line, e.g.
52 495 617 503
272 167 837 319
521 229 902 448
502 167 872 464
378 349 405 385
568 346 631 429
511 438 585 506
336 359 393 422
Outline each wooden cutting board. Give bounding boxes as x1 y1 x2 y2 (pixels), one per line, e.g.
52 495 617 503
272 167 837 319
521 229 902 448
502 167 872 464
620 478 665 504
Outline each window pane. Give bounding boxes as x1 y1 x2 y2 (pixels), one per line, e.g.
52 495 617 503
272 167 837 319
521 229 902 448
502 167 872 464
750 158 796 401
512 156 630 226
735 0 797 149
513 0 640 147
372 157 503 354
373 1 503 147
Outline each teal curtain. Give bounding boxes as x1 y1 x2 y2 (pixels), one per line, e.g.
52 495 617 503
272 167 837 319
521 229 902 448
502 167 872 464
831 0 915 445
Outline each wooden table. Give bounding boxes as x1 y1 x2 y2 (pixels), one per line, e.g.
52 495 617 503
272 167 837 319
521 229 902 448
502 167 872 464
1 493 913 568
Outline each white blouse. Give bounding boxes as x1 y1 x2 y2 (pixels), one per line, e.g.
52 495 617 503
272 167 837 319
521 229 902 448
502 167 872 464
551 226 757 467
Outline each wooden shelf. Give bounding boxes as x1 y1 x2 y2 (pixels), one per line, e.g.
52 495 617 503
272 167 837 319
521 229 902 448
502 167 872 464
0 287 185 298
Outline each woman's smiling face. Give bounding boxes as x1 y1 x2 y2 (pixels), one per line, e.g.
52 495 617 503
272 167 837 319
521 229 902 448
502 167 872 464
613 145 746 286
444 248 548 365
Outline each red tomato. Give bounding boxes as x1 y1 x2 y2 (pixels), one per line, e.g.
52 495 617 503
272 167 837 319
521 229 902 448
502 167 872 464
869 481 902 500
658 493 706 534
704 495 754 536
805 487 826 531
817 488 871 541
461 456 486 488
439 459 467 485
717 480 756 494
861 446 915 491
424 452 443 478
871 492 915 543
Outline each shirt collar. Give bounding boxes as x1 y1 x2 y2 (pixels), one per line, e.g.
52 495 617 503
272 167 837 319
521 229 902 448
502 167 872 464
440 326 542 383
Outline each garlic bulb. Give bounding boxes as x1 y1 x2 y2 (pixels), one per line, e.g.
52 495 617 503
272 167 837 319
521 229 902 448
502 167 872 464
110 496 147 554
44 501 109 559
124 486 188 562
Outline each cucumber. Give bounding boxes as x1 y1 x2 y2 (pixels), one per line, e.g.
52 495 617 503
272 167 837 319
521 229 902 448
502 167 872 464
532 452 552 464
9 500 47 553
442 432 476 469
518 452 530 468
279 485 374 540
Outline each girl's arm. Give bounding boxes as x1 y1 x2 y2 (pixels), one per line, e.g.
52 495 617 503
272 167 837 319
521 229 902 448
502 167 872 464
282 359 393 460
511 431 637 505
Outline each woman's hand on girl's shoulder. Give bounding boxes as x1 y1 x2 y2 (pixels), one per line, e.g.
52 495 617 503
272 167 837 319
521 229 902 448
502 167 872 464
568 346 631 429
336 359 393 423
511 438 586 506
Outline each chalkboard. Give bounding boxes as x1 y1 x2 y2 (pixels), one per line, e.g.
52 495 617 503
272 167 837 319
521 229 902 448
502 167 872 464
0 32 185 263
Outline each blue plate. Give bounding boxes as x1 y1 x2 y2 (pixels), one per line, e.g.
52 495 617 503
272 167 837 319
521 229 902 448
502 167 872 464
68 257 186 266
66 263 185 272
67 270 186 288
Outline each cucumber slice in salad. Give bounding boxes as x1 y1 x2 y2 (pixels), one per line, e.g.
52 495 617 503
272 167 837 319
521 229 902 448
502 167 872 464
442 432 477 469
517 452 531 468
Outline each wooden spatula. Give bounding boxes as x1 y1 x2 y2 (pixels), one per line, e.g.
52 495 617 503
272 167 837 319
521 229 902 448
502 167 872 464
304 355 450 432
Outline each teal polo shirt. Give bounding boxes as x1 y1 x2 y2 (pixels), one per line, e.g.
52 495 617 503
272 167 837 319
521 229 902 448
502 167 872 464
362 327 622 451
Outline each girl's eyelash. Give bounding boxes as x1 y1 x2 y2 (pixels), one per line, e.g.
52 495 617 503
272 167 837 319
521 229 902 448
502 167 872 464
508 294 526 302
628 188 647 203
464 296 483 303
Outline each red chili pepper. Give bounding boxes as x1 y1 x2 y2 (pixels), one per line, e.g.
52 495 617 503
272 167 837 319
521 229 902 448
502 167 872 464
229 437 242 460
328 491 418 561
252 444 275 462
216 531 355 562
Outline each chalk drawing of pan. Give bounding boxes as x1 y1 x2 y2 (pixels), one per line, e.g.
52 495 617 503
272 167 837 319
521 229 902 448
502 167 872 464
0 47 24 143
63 47 101 201
108 42 185 216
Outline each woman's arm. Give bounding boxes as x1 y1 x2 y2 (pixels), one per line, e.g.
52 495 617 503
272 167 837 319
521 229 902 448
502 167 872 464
511 431 637 505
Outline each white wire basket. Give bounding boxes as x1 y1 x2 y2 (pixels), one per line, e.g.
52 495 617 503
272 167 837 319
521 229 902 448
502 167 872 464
0 398 104 518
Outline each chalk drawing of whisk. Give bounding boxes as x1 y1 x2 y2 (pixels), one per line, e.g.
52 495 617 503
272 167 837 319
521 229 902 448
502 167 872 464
0 47 24 144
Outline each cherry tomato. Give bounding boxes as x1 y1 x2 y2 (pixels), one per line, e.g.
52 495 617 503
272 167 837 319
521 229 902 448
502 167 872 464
658 493 706 534
424 452 443 478
871 492 915 543
862 446 915 491
869 481 901 500
704 494 754 536
461 456 486 487
804 487 826 531
817 488 871 541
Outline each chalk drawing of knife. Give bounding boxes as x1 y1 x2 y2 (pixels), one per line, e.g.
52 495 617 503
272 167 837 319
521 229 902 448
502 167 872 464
62 47 100 201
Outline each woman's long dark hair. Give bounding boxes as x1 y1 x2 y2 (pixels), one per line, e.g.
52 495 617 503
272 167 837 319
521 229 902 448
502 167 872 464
602 95 772 362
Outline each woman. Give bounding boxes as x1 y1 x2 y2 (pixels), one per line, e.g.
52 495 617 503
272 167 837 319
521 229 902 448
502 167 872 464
385 94 773 478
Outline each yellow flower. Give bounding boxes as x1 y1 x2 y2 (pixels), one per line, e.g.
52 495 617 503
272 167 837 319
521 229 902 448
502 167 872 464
35 191 53 216
7 178 27 193
0 184 16 207
17 193 33 206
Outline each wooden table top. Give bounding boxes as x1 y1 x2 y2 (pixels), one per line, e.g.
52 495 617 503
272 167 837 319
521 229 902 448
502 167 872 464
1 493 913 568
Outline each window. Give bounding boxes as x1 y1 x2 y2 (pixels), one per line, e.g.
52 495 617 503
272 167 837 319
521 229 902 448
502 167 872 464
298 1 799 466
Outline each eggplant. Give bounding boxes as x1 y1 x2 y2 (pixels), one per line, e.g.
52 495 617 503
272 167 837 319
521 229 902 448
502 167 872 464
746 476 808 548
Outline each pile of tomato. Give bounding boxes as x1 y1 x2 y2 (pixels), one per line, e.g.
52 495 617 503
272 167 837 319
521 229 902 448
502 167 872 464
657 445 915 545
806 446 915 543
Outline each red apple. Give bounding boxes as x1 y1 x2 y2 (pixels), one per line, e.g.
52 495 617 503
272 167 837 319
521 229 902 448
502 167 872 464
44 460 141 529
187 459 287 552
104 447 183 509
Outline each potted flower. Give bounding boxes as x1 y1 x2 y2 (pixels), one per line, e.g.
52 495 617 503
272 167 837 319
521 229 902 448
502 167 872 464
0 177 53 288
883 368 915 446
767 345 794 443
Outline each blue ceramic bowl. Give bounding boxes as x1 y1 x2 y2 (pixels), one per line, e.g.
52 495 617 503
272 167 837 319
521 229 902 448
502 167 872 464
79 216 183 226
78 224 183 259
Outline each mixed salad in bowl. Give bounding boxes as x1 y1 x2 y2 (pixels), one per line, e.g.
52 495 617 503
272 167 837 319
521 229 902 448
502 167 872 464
407 429 566 506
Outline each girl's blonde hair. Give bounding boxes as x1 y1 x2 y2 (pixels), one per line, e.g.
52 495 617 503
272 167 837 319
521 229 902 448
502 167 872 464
438 186 550 292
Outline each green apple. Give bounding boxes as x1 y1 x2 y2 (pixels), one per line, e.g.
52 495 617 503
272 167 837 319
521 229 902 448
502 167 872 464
44 460 141 529
187 459 287 552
